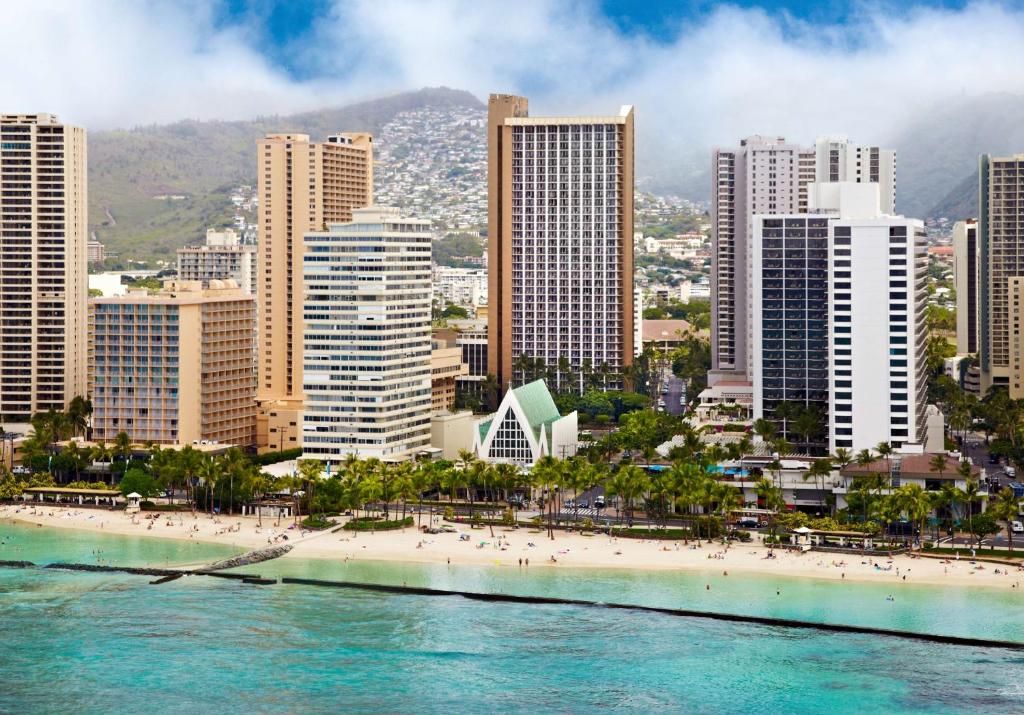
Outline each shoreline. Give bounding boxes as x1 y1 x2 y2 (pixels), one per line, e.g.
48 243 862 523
4 504 1024 590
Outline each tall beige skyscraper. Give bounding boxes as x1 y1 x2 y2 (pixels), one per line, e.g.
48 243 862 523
255 132 372 451
0 114 87 419
978 154 1024 397
487 94 635 393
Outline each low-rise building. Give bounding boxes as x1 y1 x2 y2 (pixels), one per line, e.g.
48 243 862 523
474 379 577 466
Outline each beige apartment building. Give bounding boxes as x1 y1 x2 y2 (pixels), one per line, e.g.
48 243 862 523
0 114 87 419
91 281 256 446
177 228 257 295
256 131 373 451
431 343 468 412
979 154 1024 397
487 94 634 394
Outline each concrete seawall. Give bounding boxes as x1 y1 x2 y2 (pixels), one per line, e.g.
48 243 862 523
278 577 1024 651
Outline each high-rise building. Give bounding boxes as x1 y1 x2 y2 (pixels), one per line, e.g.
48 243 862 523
91 281 256 446
953 219 980 355
814 136 896 214
177 228 257 295
487 94 634 393
751 183 927 453
978 154 1024 397
710 135 895 392
256 131 373 450
0 114 87 419
711 136 815 386
302 208 433 462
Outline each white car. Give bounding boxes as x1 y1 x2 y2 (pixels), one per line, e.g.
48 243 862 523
1012 521 1024 534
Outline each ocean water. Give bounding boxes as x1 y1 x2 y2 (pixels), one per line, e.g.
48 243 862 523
2 521 1024 714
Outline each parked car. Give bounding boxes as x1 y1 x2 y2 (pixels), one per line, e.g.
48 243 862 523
1012 521 1024 534
594 495 606 509
578 499 589 509
736 518 760 529
1006 466 1017 478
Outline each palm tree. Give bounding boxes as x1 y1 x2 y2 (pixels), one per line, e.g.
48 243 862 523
935 482 960 541
929 454 948 482
875 442 893 485
532 455 563 539
67 396 92 439
481 373 501 412
113 431 133 463
894 483 932 550
992 487 1021 553
959 477 983 550
802 458 833 516
752 418 776 444
197 455 220 515
773 401 799 441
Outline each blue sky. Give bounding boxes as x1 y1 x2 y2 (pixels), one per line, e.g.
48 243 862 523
218 0 977 78
3 0 1024 145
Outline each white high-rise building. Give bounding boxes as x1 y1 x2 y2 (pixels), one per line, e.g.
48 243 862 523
301 207 433 463
751 183 927 454
177 228 257 295
710 135 896 393
814 136 896 214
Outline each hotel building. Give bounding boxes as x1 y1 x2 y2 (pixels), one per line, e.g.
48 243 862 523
0 113 87 419
256 131 373 451
177 228 257 295
302 208 433 462
710 136 896 392
487 94 634 393
953 219 980 355
91 281 256 446
751 183 927 453
978 154 1024 397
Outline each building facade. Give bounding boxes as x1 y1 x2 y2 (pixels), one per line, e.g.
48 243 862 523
431 343 468 412
978 154 1024 397
177 228 257 295
256 132 373 422
0 113 88 419
487 94 634 393
953 219 980 355
433 266 488 308
91 281 256 446
710 135 895 389
87 239 105 263
752 183 927 453
301 208 433 462
473 379 577 466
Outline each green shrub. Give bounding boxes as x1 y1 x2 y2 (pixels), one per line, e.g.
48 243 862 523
343 516 413 531
732 530 752 542
300 516 337 530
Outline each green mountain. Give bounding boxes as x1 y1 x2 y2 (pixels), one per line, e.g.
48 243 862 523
88 87 484 262
895 93 1024 220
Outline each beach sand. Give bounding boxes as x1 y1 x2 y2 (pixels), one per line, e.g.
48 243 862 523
3 503 1023 589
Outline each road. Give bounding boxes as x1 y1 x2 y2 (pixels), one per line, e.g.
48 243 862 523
664 376 686 416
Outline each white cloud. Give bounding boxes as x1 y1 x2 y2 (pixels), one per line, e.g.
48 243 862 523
4 0 1024 158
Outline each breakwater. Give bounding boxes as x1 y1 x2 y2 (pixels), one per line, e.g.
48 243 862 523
279 576 1024 651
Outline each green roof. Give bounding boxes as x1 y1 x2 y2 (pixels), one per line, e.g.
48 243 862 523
477 418 493 444
512 379 560 430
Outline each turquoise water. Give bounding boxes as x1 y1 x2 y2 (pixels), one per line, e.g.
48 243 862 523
3 522 1024 713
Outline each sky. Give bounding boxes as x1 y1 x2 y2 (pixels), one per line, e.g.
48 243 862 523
3 0 1024 153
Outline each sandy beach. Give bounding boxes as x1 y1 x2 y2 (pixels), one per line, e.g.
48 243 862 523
4 503 1024 589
